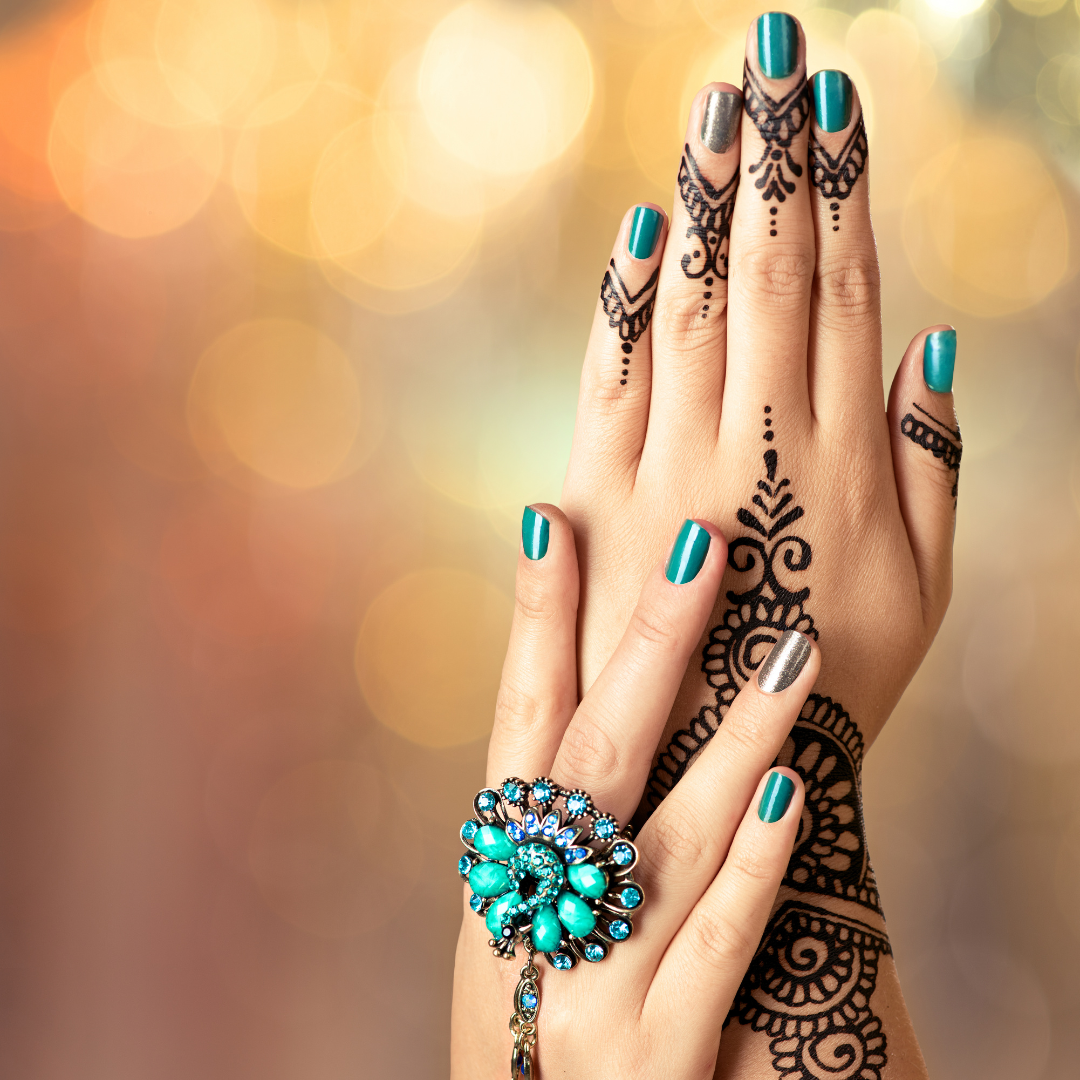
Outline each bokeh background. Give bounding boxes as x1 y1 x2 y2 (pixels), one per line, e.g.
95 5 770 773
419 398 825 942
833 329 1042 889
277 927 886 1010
0 0 1077 1075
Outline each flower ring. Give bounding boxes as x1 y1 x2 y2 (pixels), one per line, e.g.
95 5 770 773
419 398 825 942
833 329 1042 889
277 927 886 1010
458 777 644 970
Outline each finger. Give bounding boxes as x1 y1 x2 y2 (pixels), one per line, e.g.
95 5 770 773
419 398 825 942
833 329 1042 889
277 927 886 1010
725 13 815 427
486 504 580 785
806 71 882 427
567 203 668 489
549 519 728 823
888 326 960 632
645 766 804 1046
646 83 741 447
633 630 818 943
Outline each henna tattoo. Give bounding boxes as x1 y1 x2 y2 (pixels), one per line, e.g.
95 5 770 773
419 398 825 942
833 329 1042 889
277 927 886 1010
600 260 658 385
677 144 737 319
643 413 889 1077
743 62 810 238
901 402 962 500
809 114 868 232
729 901 891 1080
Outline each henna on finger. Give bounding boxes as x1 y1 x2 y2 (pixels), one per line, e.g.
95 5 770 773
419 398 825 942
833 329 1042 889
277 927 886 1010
677 146 738 320
600 261 658 386
900 402 962 501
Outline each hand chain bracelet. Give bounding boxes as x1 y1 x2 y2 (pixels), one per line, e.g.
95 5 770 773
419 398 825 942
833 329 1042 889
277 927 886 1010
457 777 645 1079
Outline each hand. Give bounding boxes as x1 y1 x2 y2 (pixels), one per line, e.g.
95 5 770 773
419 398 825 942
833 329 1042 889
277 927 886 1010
450 509 820 1079
560 14 945 1077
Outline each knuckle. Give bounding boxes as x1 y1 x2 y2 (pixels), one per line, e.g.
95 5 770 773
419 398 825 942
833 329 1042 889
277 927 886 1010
494 680 545 733
645 806 709 873
555 713 620 789
627 601 681 656
684 902 757 970
652 289 728 346
514 577 559 629
815 254 881 321
735 247 814 303
726 839 776 888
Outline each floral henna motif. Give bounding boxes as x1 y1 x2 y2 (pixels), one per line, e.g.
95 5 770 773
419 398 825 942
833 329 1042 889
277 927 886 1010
600 259 659 385
809 114 867 233
728 901 891 1080
901 402 962 501
743 61 811 211
677 144 738 319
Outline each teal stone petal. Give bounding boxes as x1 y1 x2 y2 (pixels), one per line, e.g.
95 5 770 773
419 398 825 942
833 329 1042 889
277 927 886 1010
531 903 563 953
469 861 512 898
567 862 608 899
474 825 517 860
485 890 523 937
556 890 596 937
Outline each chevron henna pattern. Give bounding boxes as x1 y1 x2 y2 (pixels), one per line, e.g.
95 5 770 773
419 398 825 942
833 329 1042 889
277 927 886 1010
743 61 811 207
901 402 962 501
677 144 738 319
809 114 868 233
600 259 659 385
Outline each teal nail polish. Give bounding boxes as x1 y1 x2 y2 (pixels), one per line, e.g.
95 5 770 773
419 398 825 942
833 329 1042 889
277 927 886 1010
757 13 797 80
758 771 795 823
665 519 711 584
813 70 851 133
522 506 550 560
628 206 662 260
923 329 956 393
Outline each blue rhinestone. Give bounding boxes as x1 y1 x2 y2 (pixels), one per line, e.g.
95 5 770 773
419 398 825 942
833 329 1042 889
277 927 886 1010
478 791 497 812
506 820 526 843
540 812 560 838
521 992 537 1010
461 820 478 841
593 818 615 840
458 855 474 878
608 919 630 940
523 810 541 835
532 781 553 803
564 847 589 864
551 953 572 970
620 886 641 909
503 781 523 803
585 942 606 962
554 827 577 849
612 843 634 866
566 793 587 816
469 893 484 912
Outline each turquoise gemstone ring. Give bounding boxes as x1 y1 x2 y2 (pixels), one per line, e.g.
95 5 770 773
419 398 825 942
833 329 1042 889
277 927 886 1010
459 777 644 970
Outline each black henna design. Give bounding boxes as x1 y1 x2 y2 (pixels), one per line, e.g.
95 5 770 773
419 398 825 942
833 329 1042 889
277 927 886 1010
901 402 962 500
809 114 867 233
677 144 738 319
728 901 891 1080
600 259 658 385
743 61 811 237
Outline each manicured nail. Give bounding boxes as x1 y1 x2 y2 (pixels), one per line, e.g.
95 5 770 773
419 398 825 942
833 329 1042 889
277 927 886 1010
522 506 549 560
701 90 742 153
757 629 812 693
758 771 796 823
813 70 851 133
665 519 711 584
923 329 956 393
757 13 797 80
628 206 662 260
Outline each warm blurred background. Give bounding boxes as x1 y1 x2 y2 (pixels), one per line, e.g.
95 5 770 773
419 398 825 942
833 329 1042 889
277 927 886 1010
0 0 1076 1075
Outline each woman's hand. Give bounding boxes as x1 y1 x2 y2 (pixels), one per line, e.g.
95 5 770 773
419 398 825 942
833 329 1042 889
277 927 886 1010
450 507 820 1079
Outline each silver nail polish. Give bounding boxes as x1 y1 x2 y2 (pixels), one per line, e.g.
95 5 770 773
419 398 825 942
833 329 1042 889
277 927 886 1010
758 630 812 694
700 90 742 154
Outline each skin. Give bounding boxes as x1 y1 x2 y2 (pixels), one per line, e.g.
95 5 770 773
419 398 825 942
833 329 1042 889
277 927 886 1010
450 510 821 1078
558 16 956 1080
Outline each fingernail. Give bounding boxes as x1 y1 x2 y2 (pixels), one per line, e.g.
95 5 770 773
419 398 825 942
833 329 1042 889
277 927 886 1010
758 771 796 823
665 519 711 584
813 70 851 133
628 205 662 259
923 329 956 393
757 629 812 693
522 506 549 560
757 12 797 80
701 90 742 153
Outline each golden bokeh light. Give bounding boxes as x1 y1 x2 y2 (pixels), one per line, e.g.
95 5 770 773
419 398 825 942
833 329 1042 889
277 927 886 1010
1008 0 1067 14
355 568 513 748
902 136 1069 316
232 81 371 257
48 68 222 237
188 319 365 489
924 0 988 17
419 0 593 177
249 760 423 939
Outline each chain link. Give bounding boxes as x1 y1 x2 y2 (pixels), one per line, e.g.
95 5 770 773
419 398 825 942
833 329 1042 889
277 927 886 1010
508 949 540 1079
